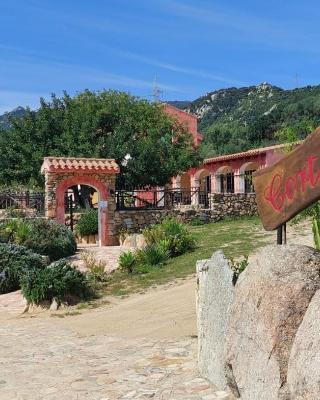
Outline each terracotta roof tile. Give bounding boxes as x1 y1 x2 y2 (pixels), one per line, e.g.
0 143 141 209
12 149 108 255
41 157 120 174
203 142 300 164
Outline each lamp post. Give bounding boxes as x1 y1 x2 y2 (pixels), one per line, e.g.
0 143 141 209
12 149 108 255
120 153 132 189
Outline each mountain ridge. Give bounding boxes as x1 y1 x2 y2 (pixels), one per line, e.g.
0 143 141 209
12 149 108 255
170 82 320 157
0 106 26 130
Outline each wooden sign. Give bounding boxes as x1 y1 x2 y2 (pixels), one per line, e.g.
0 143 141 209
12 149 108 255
253 127 320 231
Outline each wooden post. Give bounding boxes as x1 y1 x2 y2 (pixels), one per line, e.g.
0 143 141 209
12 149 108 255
277 223 287 245
283 222 287 244
277 225 283 245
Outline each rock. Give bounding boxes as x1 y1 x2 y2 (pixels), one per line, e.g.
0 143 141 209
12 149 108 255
122 235 137 249
136 234 147 250
224 245 320 400
50 298 59 311
196 251 234 390
122 234 146 250
287 289 320 399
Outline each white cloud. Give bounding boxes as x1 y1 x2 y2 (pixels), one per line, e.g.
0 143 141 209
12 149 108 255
114 49 247 86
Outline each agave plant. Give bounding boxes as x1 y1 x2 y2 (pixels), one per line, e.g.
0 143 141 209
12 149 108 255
5 219 31 244
119 251 136 274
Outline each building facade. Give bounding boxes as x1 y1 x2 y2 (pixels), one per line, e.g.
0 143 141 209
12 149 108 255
174 143 288 197
166 104 290 206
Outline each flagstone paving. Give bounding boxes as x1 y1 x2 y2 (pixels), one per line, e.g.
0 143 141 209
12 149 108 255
69 244 124 273
0 317 233 400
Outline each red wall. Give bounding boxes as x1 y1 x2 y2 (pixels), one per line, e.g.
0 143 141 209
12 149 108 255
164 104 203 146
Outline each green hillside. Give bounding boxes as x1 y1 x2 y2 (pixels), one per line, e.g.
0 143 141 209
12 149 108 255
181 83 320 157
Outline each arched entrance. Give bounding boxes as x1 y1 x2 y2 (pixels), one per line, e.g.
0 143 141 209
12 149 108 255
41 157 119 246
215 166 234 193
194 169 211 193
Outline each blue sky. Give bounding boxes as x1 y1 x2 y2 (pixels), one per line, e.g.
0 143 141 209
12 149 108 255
1 0 320 113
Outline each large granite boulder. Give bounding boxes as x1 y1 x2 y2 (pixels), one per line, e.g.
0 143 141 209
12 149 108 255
224 245 320 400
196 250 235 389
122 234 147 250
287 289 320 399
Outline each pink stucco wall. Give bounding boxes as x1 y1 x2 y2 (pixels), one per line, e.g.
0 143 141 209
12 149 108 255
164 104 203 146
185 146 288 194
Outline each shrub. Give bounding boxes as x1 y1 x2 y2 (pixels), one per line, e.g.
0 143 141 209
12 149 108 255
21 259 90 304
161 218 195 255
189 217 206 226
136 244 169 267
2 219 31 244
81 251 108 283
76 209 98 236
22 219 77 261
0 221 11 243
143 224 164 246
143 218 195 257
119 251 136 274
0 243 45 294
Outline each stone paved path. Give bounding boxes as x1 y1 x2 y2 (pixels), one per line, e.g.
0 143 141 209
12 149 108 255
69 245 124 273
0 317 232 400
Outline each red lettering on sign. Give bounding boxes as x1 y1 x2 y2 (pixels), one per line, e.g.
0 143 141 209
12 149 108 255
285 176 296 200
264 155 319 212
308 155 317 187
264 174 285 212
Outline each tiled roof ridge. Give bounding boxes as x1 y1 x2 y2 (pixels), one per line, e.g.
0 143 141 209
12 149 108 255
204 141 300 164
41 156 119 174
44 156 117 161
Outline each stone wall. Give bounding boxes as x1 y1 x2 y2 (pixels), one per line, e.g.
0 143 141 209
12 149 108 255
209 193 257 218
114 193 257 234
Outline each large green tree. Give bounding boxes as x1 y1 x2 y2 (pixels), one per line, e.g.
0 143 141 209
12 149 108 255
0 90 201 189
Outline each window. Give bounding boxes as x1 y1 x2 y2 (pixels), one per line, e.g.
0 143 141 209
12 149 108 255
219 173 234 193
244 170 255 193
226 173 234 193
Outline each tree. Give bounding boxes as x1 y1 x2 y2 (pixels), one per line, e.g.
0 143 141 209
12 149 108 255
0 90 201 189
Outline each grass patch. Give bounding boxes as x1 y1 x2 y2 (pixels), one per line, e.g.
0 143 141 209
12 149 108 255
101 216 271 297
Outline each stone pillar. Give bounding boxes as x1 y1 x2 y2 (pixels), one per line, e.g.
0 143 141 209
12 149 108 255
44 173 58 219
191 175 200 206
197 250 235 389
211 173 218 193
233 168 241 193
239 173 245 193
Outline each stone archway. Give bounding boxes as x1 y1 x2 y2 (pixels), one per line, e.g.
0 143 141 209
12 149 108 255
41 157 119 246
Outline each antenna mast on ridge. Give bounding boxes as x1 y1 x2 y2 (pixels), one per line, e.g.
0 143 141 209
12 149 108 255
152 74 163 103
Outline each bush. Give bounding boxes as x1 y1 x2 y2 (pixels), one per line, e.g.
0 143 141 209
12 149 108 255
136 244 169 267
143 218 195 257
1 219 31 244
119 251 136 274
76 209 98 236
0 243 45 294
24 219 77 261
81 251 108 283
189 217 206 226
21 259 90 304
